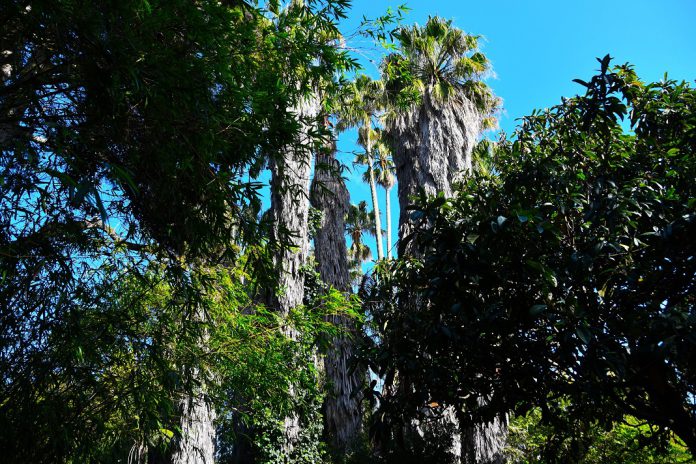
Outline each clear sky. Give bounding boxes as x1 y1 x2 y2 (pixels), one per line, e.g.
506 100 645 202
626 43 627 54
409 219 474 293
336 0 696 262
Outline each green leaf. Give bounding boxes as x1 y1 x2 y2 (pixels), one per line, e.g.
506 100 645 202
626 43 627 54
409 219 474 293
92 189 109 224
576 325 592 344
526 260 544 273
109 163 139 194
530 304 547 316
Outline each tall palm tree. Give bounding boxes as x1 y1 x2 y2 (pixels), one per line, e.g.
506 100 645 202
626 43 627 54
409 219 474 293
344 200 376 283
265 91 320 456
382 16 504 464
264 6 323 452
383 16 499 250
337 75 386 260
310 131 363 454
371 130 396 259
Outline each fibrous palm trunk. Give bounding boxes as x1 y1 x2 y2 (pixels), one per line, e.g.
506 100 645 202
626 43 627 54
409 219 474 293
310 138 363 453
460 408 507 464
266 94 319 454
167 294 218 464
388 91 507 463
391 93 480 250
170 378 216 464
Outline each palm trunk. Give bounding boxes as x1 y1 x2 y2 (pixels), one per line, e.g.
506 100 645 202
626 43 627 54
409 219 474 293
460 407 507 464
366 133 384 260
266 94 319 455
385 185 393 259
167 298 216 464
388 92 506 462
461 421 507 464
310 138 362 453
170 381 216 464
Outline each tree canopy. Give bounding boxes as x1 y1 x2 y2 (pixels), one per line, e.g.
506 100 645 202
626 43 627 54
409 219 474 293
1 1 693 462
365 57 696 459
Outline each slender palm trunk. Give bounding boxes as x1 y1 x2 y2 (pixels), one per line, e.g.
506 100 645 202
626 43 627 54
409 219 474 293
310 138 362 453
384 185 393 259
366 133 384 260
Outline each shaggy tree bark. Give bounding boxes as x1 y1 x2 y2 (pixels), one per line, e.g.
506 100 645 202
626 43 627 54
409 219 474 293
387 91 507 463
266 95 320 454
310 138 363 453
390 93 481 251
168 299 217 464
169 383 216 464
461 413 507 464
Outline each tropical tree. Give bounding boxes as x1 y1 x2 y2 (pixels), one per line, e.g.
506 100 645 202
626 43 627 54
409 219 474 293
345 201 377 283
338 75 386 260
380 15 504 463
383 15 499 246
372 130 396 259
367 60 696 460
0 1 279 461
310 127 365 455
0 0 354 461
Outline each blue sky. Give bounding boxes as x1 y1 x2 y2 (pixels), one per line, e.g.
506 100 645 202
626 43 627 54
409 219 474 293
335 0 696 262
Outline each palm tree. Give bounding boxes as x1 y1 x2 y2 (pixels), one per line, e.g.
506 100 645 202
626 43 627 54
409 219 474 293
382 16 504 463
383 16 499 249
310 132 363 454
337 75 386 260
371 130 396 259
344 200 376 283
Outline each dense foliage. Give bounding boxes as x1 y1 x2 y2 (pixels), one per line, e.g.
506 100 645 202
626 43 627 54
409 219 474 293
2 0 693 461
1 0 355 461
366 57 696 459
507 410 692 463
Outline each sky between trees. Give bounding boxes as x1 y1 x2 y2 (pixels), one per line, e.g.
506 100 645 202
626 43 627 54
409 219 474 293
338 0 696 259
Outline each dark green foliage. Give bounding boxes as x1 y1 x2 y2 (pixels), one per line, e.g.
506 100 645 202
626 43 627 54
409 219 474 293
507 410 692 463
365 59 696 459
1 0 355 461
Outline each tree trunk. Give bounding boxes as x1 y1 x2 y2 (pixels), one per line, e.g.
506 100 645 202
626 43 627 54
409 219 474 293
384 185 393 259
170 385 216 464
310 138 363 453
167 300 217 464
266 94 319 454
387 91 507 462
390 93 480 252
366 133 384 260
460 408 507 464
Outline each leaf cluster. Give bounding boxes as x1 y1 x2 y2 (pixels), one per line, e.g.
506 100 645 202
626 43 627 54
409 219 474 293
366 59 696 458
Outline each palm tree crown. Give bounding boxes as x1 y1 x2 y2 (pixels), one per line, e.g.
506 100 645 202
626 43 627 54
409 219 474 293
371 131 395 190
383 16 499 117
382 15 500 240
336 74 387 259
344 200 375 275
335 74 384 133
